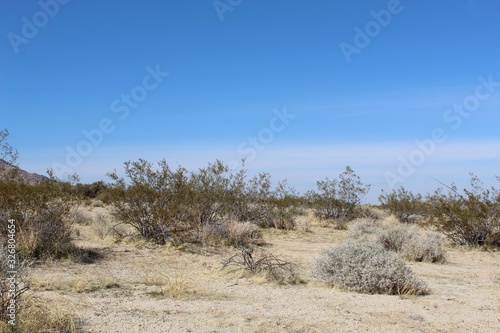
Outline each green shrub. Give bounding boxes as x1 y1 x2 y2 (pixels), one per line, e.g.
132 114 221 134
312 242 428 295
426 174 500 246
306 166 370 221
107 159 193 245
379 187 426 223
0 180 76 259
189 160 246 226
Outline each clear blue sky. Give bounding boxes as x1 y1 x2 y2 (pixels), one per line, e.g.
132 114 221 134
1 0 500 202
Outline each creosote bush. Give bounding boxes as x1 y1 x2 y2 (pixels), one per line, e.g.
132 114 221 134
426 174 500 247
379 187 426 223
306 166 370 222
0 178 77 259
108 159 301 246
312 242 428 295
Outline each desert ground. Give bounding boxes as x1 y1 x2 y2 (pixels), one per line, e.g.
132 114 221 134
28 204 500 333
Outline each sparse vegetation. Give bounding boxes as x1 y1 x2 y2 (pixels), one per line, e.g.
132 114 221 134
312 242 428 295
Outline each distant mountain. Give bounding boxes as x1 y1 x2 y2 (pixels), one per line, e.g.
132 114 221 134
0 159 50 184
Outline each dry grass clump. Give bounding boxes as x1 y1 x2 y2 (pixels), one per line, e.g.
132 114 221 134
222 247 301 285
312 242 428 295
0 297 79 333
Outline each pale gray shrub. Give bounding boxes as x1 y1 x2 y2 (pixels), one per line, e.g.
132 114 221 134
350 221 446 264
377 224 418 253
312 242 428 295
402 232 446 263
348 218 381 242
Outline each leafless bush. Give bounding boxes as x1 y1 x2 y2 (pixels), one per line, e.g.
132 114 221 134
222 247 300 284
0 246 29 325
312 242 428 295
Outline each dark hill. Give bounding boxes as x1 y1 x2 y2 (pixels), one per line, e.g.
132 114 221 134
0 159 49 184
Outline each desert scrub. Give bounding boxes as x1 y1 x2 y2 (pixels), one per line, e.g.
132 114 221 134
402 232 446 263
348 220 446 263
305 166 370 221
426 174 500 247
313 242 428 295
0 179 77 259
379 187 426 223
348 218 382 242
201 221 263 247
377 224 419 253
222 247 301 285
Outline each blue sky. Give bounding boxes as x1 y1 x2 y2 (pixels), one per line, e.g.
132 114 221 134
1 0 500 202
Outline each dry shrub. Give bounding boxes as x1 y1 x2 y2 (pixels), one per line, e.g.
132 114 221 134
348 218 381 242
201 221 262 247
349 219 446 263
402 232 446 263
312 242 428 295
355 205 388 220
377 224 418 253
222 247 301 285
0 246 29 325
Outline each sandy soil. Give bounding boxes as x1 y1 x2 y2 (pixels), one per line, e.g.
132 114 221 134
28 206 500 333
